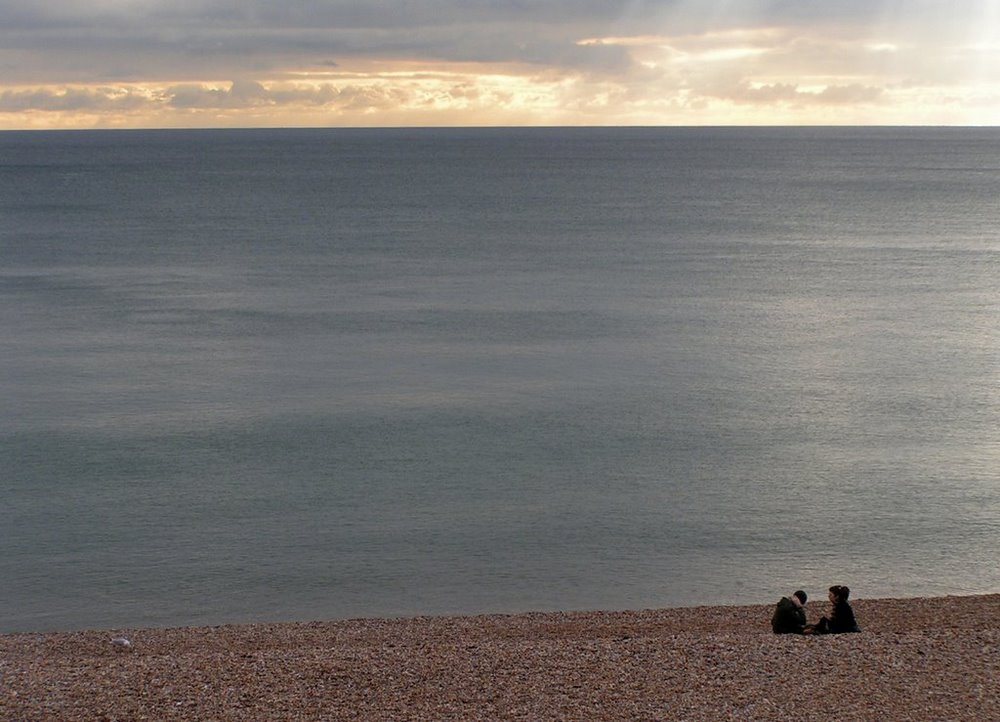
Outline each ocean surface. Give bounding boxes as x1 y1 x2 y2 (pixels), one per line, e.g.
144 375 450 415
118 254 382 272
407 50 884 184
2 126 999 633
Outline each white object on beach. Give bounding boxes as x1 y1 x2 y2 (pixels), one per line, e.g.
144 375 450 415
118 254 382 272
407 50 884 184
111 637 132 649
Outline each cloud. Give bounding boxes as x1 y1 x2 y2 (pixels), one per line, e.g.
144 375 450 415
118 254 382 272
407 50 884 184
0 79 402 114
2 1 651 32
2 1 948 84
165 79 413 112
0 1 998 126
0 7 641 86
704 80 884 106
0 85 154 112
816 83 884 104
168 79 270 109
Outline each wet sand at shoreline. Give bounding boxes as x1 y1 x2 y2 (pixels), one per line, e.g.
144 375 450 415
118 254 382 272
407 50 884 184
2 594 998 720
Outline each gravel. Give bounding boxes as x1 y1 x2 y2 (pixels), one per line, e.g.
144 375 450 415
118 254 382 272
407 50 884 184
2 594 998 720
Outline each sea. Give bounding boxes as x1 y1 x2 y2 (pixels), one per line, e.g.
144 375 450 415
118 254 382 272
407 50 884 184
2 126 999 633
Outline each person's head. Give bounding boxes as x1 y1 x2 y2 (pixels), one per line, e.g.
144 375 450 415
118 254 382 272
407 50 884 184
793 590 807 606
829 585 850 603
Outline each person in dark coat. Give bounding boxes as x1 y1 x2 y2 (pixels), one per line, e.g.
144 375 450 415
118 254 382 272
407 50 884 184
812 585 861 634
771 589 809 634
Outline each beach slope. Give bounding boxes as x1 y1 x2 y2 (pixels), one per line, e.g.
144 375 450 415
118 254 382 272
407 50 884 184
2 594 998 720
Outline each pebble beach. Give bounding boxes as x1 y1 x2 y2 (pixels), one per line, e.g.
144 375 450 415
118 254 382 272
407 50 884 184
2 594 998 721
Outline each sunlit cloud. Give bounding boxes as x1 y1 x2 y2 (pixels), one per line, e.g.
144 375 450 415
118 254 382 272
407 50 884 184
1 1 999 128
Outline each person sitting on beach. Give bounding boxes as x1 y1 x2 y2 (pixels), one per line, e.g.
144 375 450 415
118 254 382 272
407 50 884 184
811 585 861 634
771 590 808 634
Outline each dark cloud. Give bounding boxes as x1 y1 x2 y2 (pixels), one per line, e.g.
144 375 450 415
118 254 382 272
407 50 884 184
0 1 646 84
2 1 654 33
0 2 984 84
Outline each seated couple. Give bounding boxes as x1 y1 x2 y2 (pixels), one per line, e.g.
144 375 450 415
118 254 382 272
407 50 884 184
771 585 861 635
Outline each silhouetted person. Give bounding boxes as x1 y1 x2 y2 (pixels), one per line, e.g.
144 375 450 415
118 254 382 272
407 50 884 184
771 589 808 634
812 585 861 634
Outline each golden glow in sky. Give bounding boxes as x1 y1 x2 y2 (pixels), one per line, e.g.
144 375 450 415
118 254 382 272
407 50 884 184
1 1 998 129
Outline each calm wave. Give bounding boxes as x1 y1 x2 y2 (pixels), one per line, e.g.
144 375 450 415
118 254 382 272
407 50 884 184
2 127 999 632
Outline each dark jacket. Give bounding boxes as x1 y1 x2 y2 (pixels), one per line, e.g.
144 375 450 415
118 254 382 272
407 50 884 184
771 596 807 634
827 599 861 633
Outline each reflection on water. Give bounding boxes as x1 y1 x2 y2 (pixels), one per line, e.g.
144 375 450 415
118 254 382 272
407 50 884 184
2 127 999 631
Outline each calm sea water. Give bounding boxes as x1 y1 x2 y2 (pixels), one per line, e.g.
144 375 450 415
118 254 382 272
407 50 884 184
2 127 999 633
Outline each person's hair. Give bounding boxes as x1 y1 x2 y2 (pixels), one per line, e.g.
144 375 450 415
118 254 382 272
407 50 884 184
793 590 807 604
829 585 850 602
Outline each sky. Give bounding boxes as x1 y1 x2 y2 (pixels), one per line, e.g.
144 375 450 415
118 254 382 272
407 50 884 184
1 1 999 129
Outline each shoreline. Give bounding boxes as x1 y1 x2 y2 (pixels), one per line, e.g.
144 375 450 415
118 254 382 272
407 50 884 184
3 593 998 720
